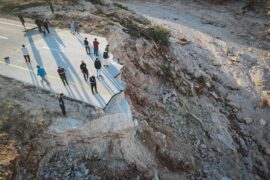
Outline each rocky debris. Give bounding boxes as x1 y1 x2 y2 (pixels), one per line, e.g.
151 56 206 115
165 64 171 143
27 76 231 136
1 0 270 179
250 66 270 91
161 89 178 104
243 117 253 125
177 38 190 46
156 147 195 172
209 91 219 100
201 18 226 28
148 131 167 149
240 54 258 65
259 119 267 126
226 47 239 56
227 101 241 112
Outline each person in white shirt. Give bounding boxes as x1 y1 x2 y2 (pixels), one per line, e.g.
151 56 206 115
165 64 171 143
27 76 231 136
21 44 30 63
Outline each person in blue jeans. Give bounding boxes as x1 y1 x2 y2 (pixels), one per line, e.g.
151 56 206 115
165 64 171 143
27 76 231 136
93 38 99 56
37 65 50 85
89 76 98 94
94 58 102 77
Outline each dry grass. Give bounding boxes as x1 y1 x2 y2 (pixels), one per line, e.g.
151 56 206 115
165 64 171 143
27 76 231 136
0 0 79 14
0 0 46 13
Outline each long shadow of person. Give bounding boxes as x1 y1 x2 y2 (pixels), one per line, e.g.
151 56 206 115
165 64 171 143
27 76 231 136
27 63 40 86
26 30 44 68
94 93 106 108
101 68 125 91
75 34 96 60
97 75 115 95
76 34 124 92
42 28 92 104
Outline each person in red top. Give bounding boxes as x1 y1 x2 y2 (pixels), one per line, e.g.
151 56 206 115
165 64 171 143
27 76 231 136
93 38 99 56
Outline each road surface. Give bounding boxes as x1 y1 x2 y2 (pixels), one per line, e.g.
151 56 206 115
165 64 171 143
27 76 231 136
0 18 125 109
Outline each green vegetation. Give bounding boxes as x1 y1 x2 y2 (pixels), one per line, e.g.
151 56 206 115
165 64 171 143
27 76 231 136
90 0 105 6
145 26 171 46
30 12 42 19
0 0 79 13
113 2 129 10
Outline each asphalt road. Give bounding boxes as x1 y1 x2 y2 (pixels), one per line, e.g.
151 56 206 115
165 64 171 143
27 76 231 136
0 18 125 108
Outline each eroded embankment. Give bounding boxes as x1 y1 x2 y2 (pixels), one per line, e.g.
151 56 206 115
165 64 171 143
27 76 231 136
1 0 270 179
0 73 157 179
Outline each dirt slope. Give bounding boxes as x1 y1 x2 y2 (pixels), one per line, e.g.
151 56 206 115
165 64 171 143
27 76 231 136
0 0 270 179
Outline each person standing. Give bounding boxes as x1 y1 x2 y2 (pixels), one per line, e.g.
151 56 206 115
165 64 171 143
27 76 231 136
84 38 91 54
74 20 79 33
94 58 102 77
18 15 26 30
58 93 66 116
80 61 89 81
41 25 46 36
57 67 69 86
89 76 98 94
37 65 50 85
70 21 75 35
103 45 110 67
43 18 50 34
93 38 99 56
49 2 54 14
21 44 31 63
35 18 42 33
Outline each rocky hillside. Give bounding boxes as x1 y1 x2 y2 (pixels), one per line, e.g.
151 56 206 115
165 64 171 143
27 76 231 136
0 0 269 179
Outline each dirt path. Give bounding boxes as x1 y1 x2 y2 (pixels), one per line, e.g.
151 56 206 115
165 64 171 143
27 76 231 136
120 0 269 49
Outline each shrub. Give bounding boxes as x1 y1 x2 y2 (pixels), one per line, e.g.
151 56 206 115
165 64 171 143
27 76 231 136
0 1 46 13
113 2 129 10
90 0 104 6
145 26 170 46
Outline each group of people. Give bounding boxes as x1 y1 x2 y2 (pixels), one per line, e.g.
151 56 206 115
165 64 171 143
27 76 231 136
21 40 110 116
19 15 114 117
70 20 79 34
35 17 50 36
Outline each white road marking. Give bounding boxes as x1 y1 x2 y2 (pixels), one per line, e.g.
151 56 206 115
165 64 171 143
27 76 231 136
0 21 31 28
0 21 23 27
0 36 8 40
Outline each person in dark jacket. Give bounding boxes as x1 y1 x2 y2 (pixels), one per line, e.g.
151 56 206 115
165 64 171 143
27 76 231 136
49 2 54 14
84 37 91 54
94 58 102 77
35 18 42 33
103 44 110 67
80 61 89 81
18 15 25 30
89 76 98 94
58 93 66 116
57 67 69 86
93 38 99 56
43 18 50 34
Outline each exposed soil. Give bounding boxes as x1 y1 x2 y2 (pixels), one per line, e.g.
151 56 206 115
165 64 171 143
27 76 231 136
0 0 270 179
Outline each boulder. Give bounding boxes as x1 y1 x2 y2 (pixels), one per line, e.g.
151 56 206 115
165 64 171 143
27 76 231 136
240 54 258 65
243 117 253 125
259 119 267 126
154 132 167 148
227 47 238 56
